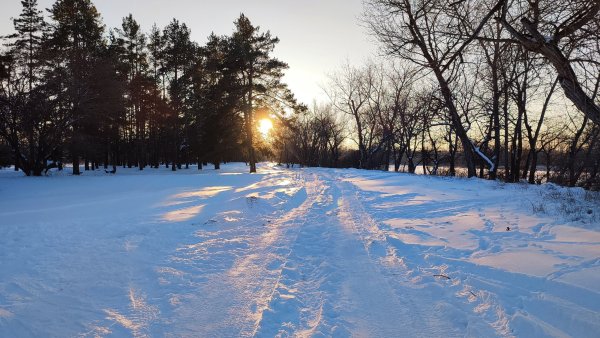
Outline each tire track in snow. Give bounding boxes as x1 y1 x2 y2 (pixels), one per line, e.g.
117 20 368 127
143 169 316 337
218 172 328 337
253 169 440 337
251 173 341 337
331 170 505 337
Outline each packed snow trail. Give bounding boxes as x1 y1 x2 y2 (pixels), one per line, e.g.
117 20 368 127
1 163 599 337
162 170 458 337
252 171 432 337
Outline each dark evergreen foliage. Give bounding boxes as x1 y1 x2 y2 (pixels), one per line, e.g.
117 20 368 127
0 1 301 175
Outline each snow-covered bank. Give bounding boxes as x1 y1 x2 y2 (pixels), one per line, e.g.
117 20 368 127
338 169 600 337
0 163 598 337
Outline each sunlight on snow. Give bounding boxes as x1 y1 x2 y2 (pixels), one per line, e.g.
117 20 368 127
103 288 159 338
471 251 569 277
235 178 291 193
104 309 141 335
160 186 233 221
160 187 232 207
221 210 243 222
162 204 205 222
0 308 13 318
173 186 233 199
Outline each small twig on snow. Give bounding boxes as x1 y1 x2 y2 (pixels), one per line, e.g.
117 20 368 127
433 274 451 279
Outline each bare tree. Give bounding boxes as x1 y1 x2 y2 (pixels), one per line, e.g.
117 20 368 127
327 63 376 169
364 0 503 177
497 0 600 125
378 63 416 171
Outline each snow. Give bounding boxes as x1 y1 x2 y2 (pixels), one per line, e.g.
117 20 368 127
472 143 495 172
0 163 599 337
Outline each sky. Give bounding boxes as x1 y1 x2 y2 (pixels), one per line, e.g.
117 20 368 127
0 0 378 105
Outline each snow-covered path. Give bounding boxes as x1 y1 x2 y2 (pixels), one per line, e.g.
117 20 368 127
163 170 444 337
251 171 430 337
1 164 599 337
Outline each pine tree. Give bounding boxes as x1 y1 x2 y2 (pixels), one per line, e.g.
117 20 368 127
193 33 243 169
146 25 168 168
2 0 47 174
162 19 196 171
6 0 46 92
49 0 105 175
230 14 290 173
0 0 65 176
84 47 126 173
113 14 150 169
148 24 165 96
114 15 147 79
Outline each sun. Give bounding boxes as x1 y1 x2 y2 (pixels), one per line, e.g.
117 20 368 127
258 118 273 138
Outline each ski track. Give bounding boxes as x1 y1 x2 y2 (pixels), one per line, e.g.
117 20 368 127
1 164 599 337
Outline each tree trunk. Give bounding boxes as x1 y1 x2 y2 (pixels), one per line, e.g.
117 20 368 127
433 69 477 177
501 17 600 125
503 88 510 182
247 69 257 173
72 153 80 175
527 80 558 183
14 148 19 172
491 74 501 180
528 151 539 184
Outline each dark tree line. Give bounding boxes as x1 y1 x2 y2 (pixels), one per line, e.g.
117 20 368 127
1 0 598 190
0 0 301 176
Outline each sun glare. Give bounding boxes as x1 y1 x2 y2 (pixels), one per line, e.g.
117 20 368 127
258 118 273 138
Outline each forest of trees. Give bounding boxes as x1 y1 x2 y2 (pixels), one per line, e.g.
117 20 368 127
1 0 599 190
273 0 600 189
0 0 302 176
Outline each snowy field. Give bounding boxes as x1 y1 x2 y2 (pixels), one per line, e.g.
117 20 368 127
0 163 599 337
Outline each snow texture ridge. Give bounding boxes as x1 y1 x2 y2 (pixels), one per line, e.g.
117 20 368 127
0 163 599 337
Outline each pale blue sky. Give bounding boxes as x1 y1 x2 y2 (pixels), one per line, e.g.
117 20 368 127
1 0 377 104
